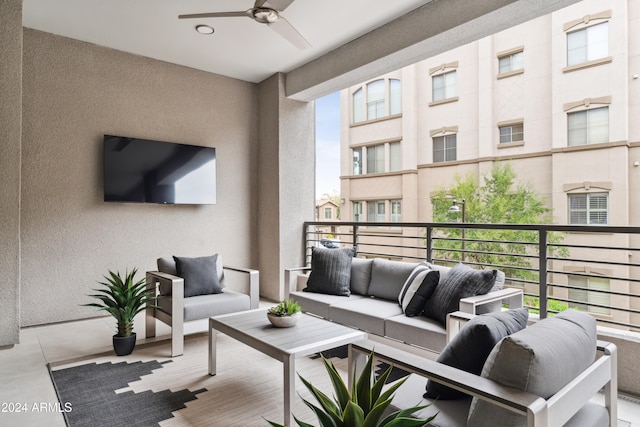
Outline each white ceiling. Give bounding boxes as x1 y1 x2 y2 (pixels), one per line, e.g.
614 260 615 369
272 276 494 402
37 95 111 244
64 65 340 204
22 0 433 84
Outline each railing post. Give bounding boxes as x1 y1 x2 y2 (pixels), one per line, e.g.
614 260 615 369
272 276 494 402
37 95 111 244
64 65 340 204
539 228 548 319
353 225 359 255
426 226 433 262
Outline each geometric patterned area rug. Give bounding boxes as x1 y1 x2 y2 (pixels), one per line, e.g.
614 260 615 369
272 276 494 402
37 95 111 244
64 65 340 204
48 360 206 427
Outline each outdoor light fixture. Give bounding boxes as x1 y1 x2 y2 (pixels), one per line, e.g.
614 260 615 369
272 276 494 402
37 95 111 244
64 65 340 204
448 199 466 261
195 24 214 35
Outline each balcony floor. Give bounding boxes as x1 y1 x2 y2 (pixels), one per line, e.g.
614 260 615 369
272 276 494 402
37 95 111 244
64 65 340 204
1 308 639 426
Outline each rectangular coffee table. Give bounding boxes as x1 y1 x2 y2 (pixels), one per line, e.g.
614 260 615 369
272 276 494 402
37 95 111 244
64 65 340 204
208 308 367 426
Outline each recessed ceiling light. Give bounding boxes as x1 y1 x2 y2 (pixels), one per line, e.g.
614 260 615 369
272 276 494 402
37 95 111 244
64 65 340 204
195 25 214 35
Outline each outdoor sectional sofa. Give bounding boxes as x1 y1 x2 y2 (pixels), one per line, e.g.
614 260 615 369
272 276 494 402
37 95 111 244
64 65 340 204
284 247 523 353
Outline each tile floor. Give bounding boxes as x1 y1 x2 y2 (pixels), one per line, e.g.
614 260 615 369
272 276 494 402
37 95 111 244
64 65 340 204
1 313 639 426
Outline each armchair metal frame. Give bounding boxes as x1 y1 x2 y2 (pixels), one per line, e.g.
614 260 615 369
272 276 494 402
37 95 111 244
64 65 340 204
145 266 259 356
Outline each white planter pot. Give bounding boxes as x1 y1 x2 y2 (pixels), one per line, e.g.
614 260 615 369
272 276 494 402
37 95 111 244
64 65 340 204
267 311 301 328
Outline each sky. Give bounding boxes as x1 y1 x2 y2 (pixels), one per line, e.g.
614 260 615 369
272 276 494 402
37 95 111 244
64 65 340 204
315 91 341 198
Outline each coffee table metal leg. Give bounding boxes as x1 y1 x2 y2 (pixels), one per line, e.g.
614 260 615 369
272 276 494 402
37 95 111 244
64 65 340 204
283 353 295 427
208 318 217 376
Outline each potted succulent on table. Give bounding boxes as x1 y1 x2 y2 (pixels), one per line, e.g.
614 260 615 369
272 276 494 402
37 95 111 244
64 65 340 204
265 350 435 426
267 299 302 328
83 268 160 356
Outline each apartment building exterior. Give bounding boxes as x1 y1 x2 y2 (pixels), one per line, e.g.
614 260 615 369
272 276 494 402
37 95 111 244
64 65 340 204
339 0 640 328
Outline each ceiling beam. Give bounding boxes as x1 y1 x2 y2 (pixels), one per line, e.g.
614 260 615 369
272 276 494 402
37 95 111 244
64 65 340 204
285 0 581 101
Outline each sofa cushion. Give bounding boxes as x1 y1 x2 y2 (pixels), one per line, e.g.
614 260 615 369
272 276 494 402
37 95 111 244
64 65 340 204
422 263 497 324
290 290 366 319
368 259 419 301
330 298 403 336
425 308 529 399
304 247 356 296
350 258 373 295
384 314 447 352
467 310 597 426
173 254 224 297
398 264 440 317
157 254 224 296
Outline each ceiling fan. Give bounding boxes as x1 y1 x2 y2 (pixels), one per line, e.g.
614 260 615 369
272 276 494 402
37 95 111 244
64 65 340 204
179 0 311 50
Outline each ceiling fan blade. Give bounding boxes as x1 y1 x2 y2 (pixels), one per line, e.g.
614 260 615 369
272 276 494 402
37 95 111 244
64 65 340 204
263 0 296 12
268 16 311 49
178 11 250 20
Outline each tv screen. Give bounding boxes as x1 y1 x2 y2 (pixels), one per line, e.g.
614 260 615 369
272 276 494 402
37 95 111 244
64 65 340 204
103 135 216 205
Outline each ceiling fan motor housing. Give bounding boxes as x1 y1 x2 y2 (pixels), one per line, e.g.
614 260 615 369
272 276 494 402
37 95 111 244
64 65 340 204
252 7 279 23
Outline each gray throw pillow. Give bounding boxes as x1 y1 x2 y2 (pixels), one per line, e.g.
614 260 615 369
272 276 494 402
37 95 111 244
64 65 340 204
173 254 223 297
368 259 419 300
422 263 498 324
304 247 356 296
425 308 529 399
467 310 597 426
398 263 440 317
350 258 373 295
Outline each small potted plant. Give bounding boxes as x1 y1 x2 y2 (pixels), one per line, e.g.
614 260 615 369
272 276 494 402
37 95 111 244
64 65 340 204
267 299 302 328
83 268 160 356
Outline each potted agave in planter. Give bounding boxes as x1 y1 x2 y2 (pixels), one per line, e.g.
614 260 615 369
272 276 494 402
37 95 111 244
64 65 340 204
267 299 302 328
265 350 436 426
83 268 160 356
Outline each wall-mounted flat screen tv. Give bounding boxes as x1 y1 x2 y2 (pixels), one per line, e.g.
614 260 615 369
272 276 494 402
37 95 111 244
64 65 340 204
104 135 216 205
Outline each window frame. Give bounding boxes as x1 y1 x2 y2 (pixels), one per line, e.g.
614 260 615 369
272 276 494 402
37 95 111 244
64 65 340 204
499 122 524 144
568 275 610 315
497 47 524 78
567 106 609 146
431 70 457 103
433 133 457 163
568 192 609 225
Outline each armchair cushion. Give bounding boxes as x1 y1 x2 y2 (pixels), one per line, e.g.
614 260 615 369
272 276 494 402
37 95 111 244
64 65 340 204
467 309 597 426
422 263 497 324
173 254 223 297
304 247 356 296
425 308 529 399
398 263 440 317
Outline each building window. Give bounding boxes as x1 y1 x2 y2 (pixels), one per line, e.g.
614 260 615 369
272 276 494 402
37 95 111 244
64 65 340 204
324 207 332 220
353 147 362 175
568 193 608 225
389 141 401 172
567 22 608 67
367 144 385 174
390 79 401 115
352 78 401 124
367 80 385 120
352 88 363 123
368 200 386 222
391 200 402 222
353 202 363 222
567 107 608 146
433 134 457 163
498 51 523 74
432 70 456 102
499 123 524 143
569 275 610 315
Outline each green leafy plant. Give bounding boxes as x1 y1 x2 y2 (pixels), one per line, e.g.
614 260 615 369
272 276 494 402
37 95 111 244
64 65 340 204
265 350 435 427
268 299 302 317
83 268 160 337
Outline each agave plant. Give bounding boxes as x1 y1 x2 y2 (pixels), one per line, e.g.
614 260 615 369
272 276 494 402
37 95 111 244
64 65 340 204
265 350 436 427
83 268 160 337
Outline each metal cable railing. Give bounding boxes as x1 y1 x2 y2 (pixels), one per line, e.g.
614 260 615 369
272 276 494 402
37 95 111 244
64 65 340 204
303 221 640 331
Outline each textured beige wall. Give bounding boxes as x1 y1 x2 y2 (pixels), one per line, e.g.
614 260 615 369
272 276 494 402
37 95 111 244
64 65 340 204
257 74 315 301
20 29 259 326
0 0 22 346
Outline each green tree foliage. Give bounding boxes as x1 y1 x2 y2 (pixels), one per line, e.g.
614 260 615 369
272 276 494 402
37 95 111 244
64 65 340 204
430 163 566 283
